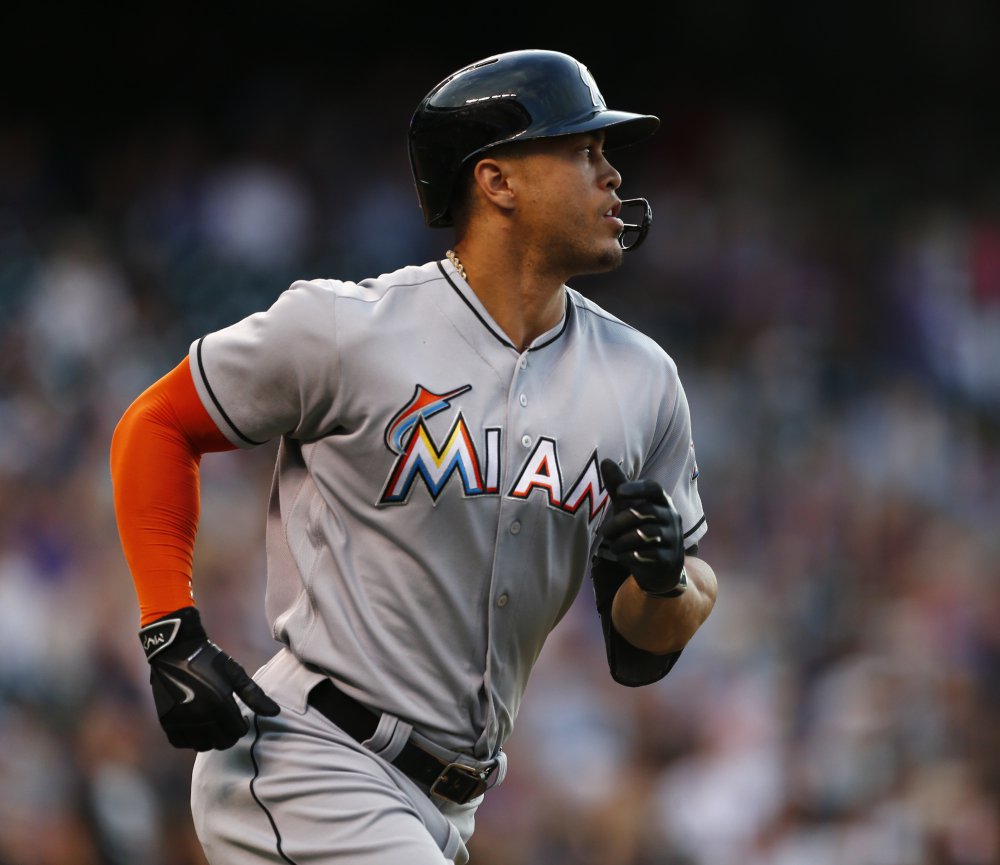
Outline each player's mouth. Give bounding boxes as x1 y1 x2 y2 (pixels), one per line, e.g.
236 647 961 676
603 200 624 231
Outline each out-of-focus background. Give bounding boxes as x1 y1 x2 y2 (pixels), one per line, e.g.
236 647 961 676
2 4 998 864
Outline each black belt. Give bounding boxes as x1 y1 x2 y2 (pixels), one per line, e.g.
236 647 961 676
307 678 496 805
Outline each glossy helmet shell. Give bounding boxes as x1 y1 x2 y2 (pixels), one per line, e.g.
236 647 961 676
408 49 660 228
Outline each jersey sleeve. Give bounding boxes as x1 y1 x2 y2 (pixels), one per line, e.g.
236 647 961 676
188 280 343 447
644 373 707 550
592 357 707 687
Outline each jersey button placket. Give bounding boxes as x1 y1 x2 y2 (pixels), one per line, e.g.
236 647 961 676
515 356 530 447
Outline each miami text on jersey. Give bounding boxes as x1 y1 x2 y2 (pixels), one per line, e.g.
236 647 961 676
378 384 610 521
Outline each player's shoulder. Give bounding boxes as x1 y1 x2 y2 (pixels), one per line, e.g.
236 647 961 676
567 287 677 370
290 260 444 304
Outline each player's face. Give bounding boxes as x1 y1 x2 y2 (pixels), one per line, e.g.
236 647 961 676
508 131 626 276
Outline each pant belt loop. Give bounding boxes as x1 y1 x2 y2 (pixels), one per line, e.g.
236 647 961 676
362 711 412 763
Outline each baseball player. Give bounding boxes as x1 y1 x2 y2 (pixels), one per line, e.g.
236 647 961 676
111 49 717 864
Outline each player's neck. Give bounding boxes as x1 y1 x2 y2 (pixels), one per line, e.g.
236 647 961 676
450 242 566 352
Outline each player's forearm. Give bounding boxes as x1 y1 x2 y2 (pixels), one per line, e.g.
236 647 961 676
610 555 717 654
110 359 236 625
111 394 202 623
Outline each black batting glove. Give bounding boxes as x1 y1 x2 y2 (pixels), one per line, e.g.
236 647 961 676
600 459 687 598
139 606 279 751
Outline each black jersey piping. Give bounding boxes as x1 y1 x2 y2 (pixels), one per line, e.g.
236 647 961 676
249 714 300 864
569 295 641 333
194 337 266 446
437 260 572 351
683 515 706 539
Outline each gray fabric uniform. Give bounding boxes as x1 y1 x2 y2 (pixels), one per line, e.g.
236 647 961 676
187 258 707 863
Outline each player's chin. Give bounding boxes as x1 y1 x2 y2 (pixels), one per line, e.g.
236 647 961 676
593 237 625 271
562 234 622 276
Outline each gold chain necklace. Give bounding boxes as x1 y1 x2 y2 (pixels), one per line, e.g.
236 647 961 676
445 249 467 280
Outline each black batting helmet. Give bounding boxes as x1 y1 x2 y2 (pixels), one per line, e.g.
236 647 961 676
408 49 660 247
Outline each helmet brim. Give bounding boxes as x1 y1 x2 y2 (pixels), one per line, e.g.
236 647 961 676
527 111 661 150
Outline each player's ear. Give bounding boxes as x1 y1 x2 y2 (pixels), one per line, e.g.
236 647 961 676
471 157 517 215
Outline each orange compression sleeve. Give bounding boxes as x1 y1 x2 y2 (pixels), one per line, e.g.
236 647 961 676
110 357 237 626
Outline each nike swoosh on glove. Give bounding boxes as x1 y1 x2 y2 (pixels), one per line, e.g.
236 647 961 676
140 606 279 751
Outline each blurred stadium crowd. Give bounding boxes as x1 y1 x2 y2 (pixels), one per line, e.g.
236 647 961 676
1 53 999 865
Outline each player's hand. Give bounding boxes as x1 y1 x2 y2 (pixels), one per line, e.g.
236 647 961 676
139 606 280 751
600 459 687 597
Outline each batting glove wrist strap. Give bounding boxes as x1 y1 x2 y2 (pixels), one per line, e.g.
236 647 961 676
642 565 689 598
140 605 207 661
599 459 686 597
139 607 279 752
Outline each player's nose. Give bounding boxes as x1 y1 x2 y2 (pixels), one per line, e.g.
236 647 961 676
601 159 622 190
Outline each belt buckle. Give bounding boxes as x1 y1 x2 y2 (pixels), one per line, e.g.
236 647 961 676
429 761 492 805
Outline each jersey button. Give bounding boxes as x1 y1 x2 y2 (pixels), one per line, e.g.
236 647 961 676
521 434 531 448
519 393 528 407
496 593 509 608
510 521 521 535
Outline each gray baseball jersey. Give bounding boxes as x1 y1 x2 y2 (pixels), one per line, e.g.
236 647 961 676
189 257 706 760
